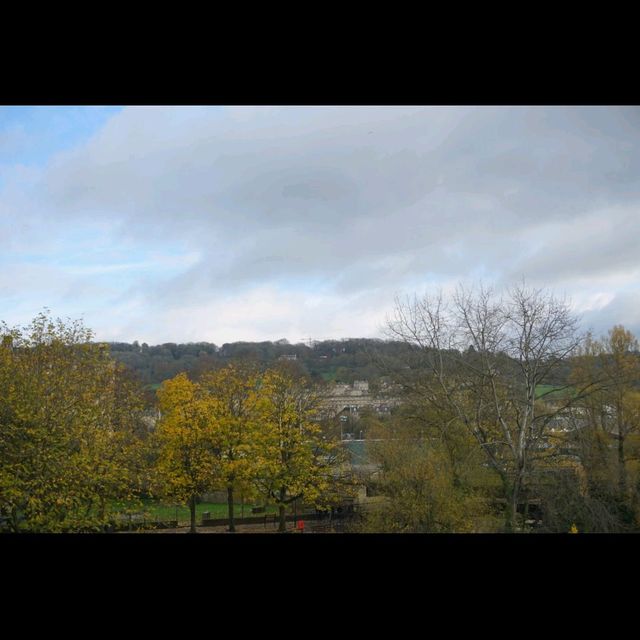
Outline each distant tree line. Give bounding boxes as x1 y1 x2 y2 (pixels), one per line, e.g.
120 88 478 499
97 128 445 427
108 337 421 389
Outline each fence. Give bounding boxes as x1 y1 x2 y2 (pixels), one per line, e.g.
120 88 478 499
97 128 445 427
200 506 355 529
114 513 179 532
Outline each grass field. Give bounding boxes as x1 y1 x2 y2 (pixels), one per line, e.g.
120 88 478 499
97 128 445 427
535 384 575 400
112 499 279 523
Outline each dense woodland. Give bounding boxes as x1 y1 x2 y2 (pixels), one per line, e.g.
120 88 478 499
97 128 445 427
109 337 573 391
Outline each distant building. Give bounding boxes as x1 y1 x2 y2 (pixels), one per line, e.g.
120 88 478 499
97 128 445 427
320 379 400 420
278 354 297 361
353 380 369 393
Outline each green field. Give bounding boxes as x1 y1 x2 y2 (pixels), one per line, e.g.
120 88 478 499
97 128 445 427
535 384 575 400
112 499 279 524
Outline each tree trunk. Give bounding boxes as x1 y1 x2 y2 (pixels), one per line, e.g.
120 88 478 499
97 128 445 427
502 474 521 533
189 495 197 533
504 493 515 533
618 433 626 497
227 485 235 532
10 507 20 533
511 475 522 533
278 486 287 532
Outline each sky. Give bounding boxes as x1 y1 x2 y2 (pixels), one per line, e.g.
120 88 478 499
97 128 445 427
1 105 639 345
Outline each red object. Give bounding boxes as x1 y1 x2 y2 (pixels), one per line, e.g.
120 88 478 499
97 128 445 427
297 520 305 530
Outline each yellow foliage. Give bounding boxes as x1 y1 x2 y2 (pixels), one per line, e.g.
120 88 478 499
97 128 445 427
153 373 217 505
199 363 261 495
251 368 346 510
0 312 149 531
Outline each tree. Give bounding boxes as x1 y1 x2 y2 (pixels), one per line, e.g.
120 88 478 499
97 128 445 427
87 362 151 522
0 312 147 532
154 373 216 533
199 363 260 532
252 368 347 532
568 326 640 526
386 282 586 531
534 458 624 533
355 426 491 532
596 326 640 498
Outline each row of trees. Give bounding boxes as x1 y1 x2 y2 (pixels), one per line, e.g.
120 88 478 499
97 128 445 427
0 313 349 533
154 365 347 532
3 283 639 534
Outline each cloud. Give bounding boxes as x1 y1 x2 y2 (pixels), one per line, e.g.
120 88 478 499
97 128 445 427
1 106 639 343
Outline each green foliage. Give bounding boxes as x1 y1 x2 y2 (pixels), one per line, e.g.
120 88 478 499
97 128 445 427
0 312 148 532
354 427 492 532
108 338 418 389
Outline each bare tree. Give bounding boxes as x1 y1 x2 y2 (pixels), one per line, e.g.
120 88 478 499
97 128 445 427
386 282 587 531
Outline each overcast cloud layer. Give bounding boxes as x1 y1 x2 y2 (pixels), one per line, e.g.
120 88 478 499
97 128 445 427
1 106 639 344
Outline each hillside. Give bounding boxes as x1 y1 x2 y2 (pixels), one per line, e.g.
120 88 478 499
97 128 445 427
108 338 417 388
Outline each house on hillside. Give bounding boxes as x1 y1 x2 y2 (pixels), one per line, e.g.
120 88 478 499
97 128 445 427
321 380 400 422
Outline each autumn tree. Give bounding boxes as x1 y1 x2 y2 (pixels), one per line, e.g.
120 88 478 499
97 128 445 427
0 312 147 532
252 368 348 532
594 326 640 498
86 362 151 522
386 282 588 531
199 362 260 532
351 402 497 532
154 372 216 533
568 326 640 526
355 426 491 533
